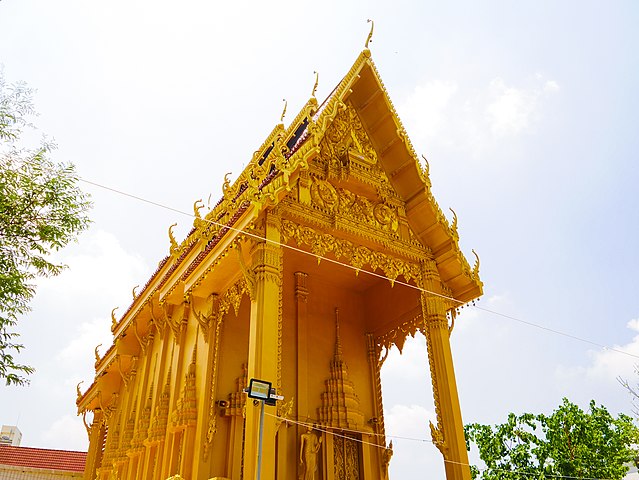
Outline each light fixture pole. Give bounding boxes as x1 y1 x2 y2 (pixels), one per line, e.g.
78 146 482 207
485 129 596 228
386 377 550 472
245 378 284 480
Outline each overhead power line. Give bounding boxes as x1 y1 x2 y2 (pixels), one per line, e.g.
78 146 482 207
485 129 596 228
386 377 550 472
265 412 617 480
79 177 639 361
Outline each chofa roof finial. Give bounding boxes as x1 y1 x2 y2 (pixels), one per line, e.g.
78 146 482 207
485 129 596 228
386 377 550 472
312 71 319 98
365 19 374 49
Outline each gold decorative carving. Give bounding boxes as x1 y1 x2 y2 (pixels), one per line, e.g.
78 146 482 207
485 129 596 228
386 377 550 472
236 244 256 300
311 71 319 98
111 308 119 332
203 280 250 459
280 220 420 285
172 343 198 427
319 103 377 167
192 293 219 340
318 309 365 429
76 381 84 403
429 420 446 454
94 344 102 366
81 411 91 438
168 223 179 256
365 19 374 48
334 435 361 480
472 249 481 278
382 441 393 480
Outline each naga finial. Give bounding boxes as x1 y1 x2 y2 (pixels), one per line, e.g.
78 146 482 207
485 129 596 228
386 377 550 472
421 154 430 177
111 307 119 329
312 71 319 98
76 380 84 401
449 208 458 233
132 285 139 300
472 249 480 277
280 98 287 123
193 199 204 220
94 344 102 364
222 172 232 196
365 19 374 48
168 223 178 252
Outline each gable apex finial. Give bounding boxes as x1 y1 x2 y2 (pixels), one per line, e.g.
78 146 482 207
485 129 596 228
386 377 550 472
280 98 287 123
365 19 374 49
312 71 319 98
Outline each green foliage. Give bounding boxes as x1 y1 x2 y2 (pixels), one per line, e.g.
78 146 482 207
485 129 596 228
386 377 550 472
0 71 91 386
465 398 639 479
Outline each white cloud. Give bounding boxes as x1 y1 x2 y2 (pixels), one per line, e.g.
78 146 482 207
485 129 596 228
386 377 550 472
38 229 149 301
400 80 458 142
398 74 560 159
384 403 435 440
384 404 443 479
56 317 113 367
486 77 539 136
554 317 639 411
40 414 88 451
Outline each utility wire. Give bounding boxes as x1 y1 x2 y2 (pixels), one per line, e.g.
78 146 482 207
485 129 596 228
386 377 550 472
79 177 639 361
265 412 614 480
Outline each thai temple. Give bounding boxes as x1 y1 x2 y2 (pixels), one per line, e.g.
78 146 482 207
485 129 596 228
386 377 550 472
76 38 483 480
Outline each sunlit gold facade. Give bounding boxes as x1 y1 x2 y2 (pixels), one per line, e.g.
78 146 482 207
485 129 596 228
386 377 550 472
77 49 482 480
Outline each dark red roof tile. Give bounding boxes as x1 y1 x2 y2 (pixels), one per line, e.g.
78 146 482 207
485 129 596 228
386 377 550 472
0 445 87 473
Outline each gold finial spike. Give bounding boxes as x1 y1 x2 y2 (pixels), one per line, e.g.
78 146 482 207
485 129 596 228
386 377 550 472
472 249 481 276
76 381 84 401
132 285 139 300
421 154 430 176
168 223 178 251
280 98 287 123
312 71 319 98
334 307 343 360
94 344 102 364
222 172 232 197
193 199 204 219
365 19 374 49
449 208 458 232
111 307 119 329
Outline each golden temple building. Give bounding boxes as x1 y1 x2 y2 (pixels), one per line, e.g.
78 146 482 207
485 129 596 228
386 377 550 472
76 46 483 480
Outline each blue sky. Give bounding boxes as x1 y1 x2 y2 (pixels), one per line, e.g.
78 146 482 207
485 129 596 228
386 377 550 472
1 1 638 477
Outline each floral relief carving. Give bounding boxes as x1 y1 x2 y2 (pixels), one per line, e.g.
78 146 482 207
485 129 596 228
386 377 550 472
280 220 420 286
309 177 399 234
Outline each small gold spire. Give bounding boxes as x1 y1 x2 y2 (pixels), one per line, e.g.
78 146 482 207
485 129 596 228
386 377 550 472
421 154 430 176
472 249 481 277
132 285 139 300
76 381 84 401
193 199 204 219
111 307 119 329
312 71 319 98
94 344 102 364
365 19 374 48
168 223 178 253
449 208 458 232
280 98 287 123
334 307 343 361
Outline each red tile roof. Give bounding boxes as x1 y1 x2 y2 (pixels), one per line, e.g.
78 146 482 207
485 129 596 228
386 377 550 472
0 445 87 473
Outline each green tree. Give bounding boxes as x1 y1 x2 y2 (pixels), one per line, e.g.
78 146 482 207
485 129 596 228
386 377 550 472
465 398 639 480
0 71 91 386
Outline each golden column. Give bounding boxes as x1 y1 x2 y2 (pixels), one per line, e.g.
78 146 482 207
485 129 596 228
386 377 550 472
243 210 283 480
421 259 472 480
83 410 106 480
